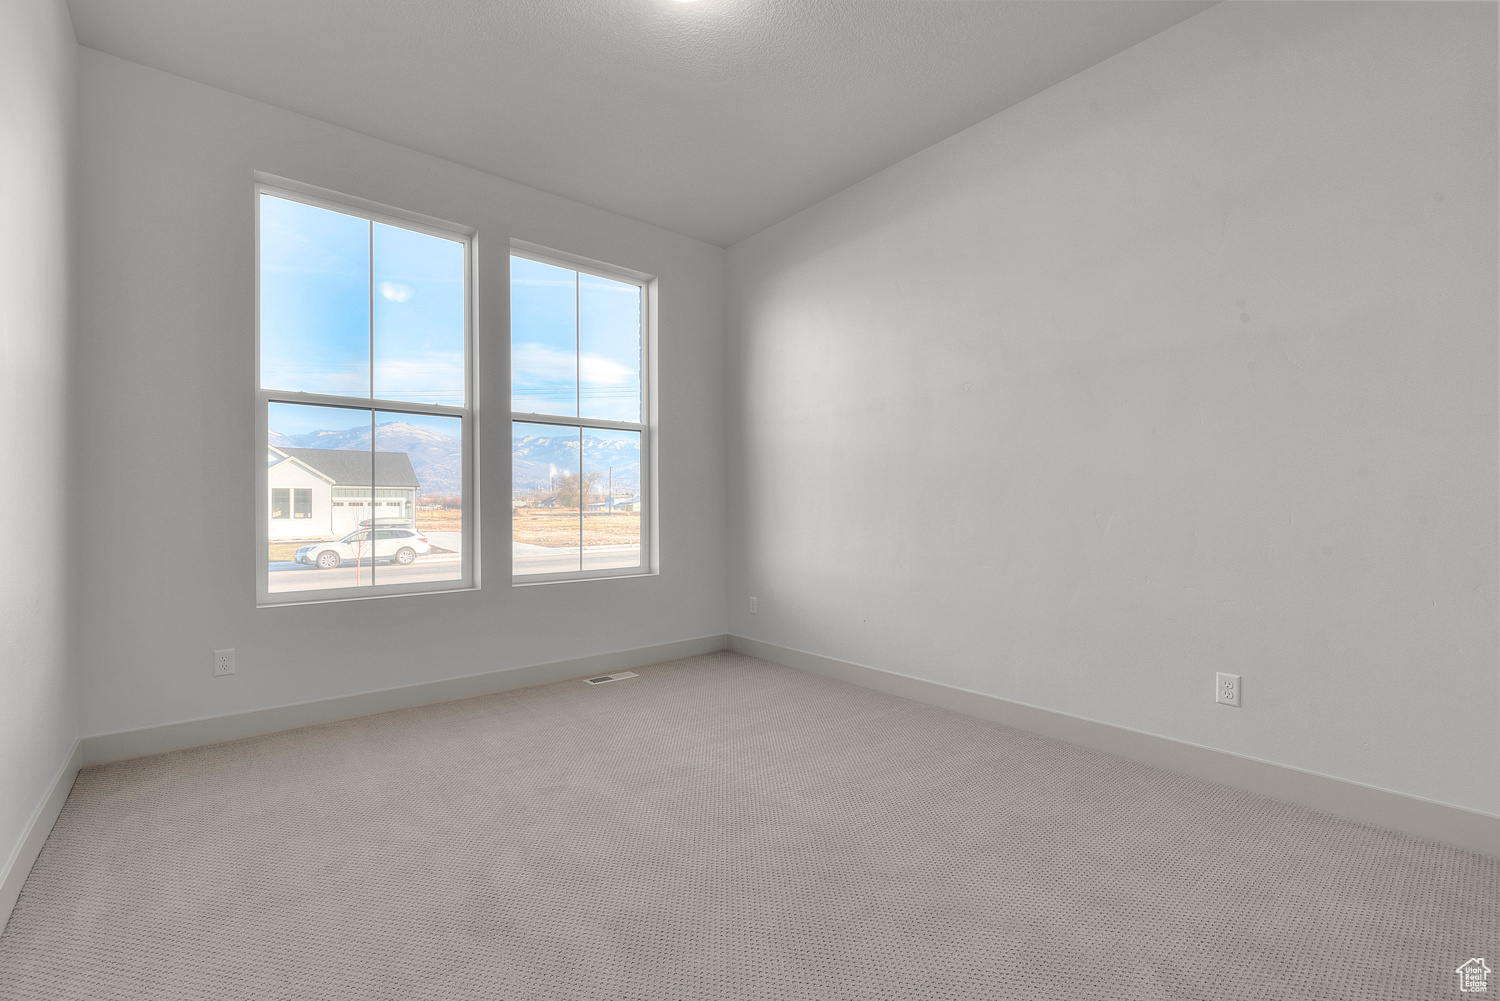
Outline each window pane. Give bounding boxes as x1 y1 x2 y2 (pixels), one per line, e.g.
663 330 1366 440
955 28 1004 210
270 488 289 520
512 422 581 575
583 429 641 572
373 223 465 406
268 402 373 593
376 412 462 585
511 257 577 417
579 274 641 422
259 195 370 396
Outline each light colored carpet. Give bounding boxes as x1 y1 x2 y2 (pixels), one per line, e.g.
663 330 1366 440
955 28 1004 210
1 652 1494 1000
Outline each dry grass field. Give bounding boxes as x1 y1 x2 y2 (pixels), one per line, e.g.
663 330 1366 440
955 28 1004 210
513 509 641 548
416 508 463 533
268 541 303 562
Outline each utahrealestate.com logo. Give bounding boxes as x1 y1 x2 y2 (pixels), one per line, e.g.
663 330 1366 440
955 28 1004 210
1457 959 1492 993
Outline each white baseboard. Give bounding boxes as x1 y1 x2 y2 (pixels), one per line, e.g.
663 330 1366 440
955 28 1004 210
72 630 1497 859
729 635 1500 859
83 634 731 766
1 739 82 934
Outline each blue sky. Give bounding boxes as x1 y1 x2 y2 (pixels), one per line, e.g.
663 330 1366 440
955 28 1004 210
260 194 465 406
262 196 641 440
511 256 642 423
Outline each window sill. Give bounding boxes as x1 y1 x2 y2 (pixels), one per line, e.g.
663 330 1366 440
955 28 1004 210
258 583 478 608
512 570 658 588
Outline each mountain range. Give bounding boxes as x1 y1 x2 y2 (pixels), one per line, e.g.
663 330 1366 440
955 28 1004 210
512 433 641 495
269 422 639 497
270 422 462 496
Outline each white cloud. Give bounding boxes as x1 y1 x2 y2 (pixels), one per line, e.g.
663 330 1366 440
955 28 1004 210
511 343 574 382
261 363 369 396
373 353 465 404
580 353 634 385
379 282 414 302
513 342 633 386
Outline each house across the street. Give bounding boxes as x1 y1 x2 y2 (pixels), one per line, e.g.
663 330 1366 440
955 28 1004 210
586 495 639 513
267 446 419 540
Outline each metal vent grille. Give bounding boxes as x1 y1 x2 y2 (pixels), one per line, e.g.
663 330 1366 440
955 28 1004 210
584 671 639 685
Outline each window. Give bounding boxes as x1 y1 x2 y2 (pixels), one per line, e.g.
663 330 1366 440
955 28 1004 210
256 180 472 603
511 251 650 580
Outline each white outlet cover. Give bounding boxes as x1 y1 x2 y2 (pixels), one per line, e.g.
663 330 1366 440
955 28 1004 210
750 596 758 614
214 649 235 677
1216 672 1241 707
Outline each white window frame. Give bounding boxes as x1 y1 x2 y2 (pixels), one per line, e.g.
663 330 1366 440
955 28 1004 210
510 243 655 585
255 175 477 606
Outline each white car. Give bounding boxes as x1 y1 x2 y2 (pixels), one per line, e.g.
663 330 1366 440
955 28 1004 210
295 528 432 569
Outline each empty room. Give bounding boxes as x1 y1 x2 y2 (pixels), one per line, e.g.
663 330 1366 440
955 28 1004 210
2 1 1496 998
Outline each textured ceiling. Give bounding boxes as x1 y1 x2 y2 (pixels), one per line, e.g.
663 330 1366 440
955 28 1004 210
67 0 1214 246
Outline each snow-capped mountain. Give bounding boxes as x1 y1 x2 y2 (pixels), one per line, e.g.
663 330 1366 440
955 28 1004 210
269 423 640 497
512 433 640 494
270 421 462 496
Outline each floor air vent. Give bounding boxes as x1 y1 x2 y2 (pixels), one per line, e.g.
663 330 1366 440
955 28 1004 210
584 671 639 685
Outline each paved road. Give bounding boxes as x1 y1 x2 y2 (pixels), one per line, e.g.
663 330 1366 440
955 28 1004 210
270 542 642 590
423 531 462 553
269 556 462 593
513 544 641 577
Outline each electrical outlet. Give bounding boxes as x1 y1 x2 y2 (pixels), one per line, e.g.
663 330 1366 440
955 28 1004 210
213 649 235 677
1216 672 1240 707
750 596 758 614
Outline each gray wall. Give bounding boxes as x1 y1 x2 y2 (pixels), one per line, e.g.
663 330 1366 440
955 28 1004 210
726 2 1499 814
76 50 728 738
0 0 78 862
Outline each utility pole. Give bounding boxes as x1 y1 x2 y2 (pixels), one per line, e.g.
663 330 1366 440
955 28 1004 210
608 466 613 513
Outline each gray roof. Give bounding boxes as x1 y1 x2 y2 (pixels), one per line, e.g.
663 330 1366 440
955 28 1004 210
279 448 420 489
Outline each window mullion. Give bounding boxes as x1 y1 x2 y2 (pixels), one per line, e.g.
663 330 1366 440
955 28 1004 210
368 218 375 401
575 273 583 571
367 221 375 588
